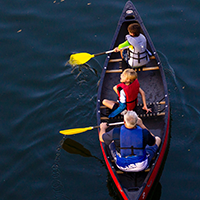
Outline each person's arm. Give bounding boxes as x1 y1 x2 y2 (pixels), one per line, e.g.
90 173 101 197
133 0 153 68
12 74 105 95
138 118 161 147
99 123 115 145
99 122 109 143
114 40 130 52
155 136 161 147
137 117 149 130
139 88 151 113
113 85 118 94
137 117 155 137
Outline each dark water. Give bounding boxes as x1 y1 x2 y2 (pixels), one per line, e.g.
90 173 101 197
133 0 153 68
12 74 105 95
1 0 200 199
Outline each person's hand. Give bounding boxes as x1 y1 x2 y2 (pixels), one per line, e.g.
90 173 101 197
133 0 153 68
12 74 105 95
142 105 152 113
100 122 109 131
114 47 119 52
99 122 109 143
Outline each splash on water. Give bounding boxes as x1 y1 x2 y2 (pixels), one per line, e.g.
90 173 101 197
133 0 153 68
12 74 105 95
65 59 98 79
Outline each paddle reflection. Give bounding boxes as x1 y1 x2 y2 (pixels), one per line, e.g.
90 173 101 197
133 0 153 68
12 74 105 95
62 138 103 163
62 138 163 200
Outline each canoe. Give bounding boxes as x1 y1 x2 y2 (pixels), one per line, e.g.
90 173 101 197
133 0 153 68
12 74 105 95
96 1 170 199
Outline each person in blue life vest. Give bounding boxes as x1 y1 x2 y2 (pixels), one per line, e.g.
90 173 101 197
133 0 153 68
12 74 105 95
114 23 151 71
102 68 151 118
99 111 161 172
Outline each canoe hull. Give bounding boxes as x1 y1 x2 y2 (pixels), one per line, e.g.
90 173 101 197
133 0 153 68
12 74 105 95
96 1 170 199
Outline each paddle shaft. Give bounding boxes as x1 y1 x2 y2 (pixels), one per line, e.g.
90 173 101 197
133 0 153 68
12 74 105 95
94 49 115 57
92 121 124 129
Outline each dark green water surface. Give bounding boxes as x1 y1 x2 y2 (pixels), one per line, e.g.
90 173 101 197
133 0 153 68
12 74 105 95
0 0 200 199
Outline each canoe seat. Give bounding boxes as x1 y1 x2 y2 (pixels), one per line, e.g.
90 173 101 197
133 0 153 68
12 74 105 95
105 66 159 73
116 170 124 174
108 56 155 63
116 168 150 174
106 56 158 73
100 100 166 121
135 101 166 117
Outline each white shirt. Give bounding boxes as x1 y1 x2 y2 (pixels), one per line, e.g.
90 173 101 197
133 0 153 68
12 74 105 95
119 89 126 103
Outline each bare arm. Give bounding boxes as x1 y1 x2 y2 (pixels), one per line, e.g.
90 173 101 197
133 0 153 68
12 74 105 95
137 117 152 133
99 123 109 143
137 117 161 147
139 88 151 113
113 85 118 94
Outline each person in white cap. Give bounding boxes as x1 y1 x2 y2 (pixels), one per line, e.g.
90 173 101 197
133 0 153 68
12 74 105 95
99 111 161 172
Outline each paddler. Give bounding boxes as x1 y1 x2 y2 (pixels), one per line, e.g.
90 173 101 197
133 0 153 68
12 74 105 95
114 23 151 70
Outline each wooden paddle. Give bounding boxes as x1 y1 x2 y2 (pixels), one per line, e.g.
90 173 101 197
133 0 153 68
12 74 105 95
68 49 115 66
59 121 124 135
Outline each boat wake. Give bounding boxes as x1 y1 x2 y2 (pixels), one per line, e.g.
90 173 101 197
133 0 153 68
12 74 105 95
50 60 103 199
51 136 70 200
158 51 200 148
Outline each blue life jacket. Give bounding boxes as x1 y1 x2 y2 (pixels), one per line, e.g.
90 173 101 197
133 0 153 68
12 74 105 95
120 125 146 159
109 126 148 172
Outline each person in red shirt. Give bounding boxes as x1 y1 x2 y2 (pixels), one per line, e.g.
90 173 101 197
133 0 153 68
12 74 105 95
102 68 151 118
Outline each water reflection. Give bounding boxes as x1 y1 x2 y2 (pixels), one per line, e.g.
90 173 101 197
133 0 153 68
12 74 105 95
61 138 167 200
51 137 68 200
62 138 103 163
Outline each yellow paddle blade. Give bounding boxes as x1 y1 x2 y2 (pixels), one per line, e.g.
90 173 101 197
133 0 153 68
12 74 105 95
69 53 95 66
59 126 94 135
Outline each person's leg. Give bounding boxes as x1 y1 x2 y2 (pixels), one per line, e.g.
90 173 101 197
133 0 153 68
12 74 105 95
102 99 117 109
